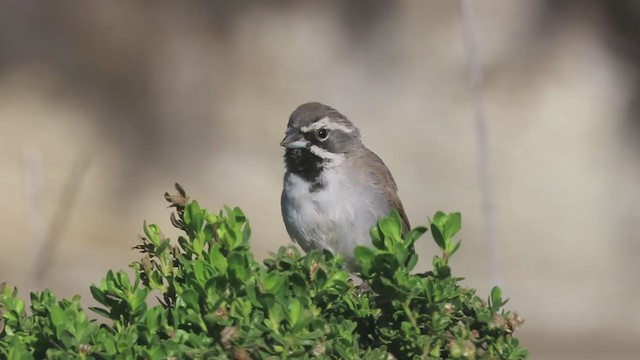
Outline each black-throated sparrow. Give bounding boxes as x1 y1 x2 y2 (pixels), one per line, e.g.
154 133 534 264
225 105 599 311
280 102 410 269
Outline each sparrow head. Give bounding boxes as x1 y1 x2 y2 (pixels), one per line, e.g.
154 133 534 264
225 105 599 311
280 102 362 168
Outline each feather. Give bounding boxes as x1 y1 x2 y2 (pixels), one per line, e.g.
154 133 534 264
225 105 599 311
355 147 411 234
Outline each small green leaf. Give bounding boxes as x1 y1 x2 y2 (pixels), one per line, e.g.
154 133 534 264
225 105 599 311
354 246 375 275
180 289 200 310
116 271 132 291
89 307 111 318
228 252 247 281
379 217 402 243
192 261 208 283
406 254 419 271
192 234 204 255
208 244 228 273
131 289 149 310
449 240 462 256
262 272 285 294
266 304 284 333
370 226 384 249
431 211 447 229
143 221 162 245
405 226 428 247
185 200 204 233
242 222 252 242
489 286 508 312
491 286 502 305
90 285 107 306
49 306 66 330
156 238 171 254
443 212 462 240
430 223 446 251
288 298 302 327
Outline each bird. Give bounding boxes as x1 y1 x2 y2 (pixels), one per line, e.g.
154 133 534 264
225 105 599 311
280 102 410 270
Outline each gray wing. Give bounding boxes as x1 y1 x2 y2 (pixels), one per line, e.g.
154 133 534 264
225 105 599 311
358 147 411 234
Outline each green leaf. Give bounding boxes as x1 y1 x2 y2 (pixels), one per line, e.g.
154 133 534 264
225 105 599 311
443 212 462 240
405 226 428 246
90 285 107 306
156 238 171 254
430 223 446 251
489 286 507 312
370 225 384 249
131 289 149 311
49 306 66 331
89 306 111 319
379 216 402 243
242 221 252 242
116 271 132 292
261 272 285 294
180 289 200 310
431 211 447 229
491 286 502 305
406 254 419 271
185 200 204 233
143 221 162 246
449 240 462 256
228 252 247 281
430 212 462 255
288 298 302 327
192 234 204 255
354 246 375 275
208 244 228 273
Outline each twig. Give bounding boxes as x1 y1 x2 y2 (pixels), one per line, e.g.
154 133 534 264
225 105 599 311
34 152 92 281
458 0 502 286
23 148 46 282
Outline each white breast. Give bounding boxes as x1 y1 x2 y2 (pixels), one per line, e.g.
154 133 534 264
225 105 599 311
281 166 391 265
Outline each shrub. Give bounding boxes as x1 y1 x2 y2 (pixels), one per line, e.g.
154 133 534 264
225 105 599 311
0 184 527 359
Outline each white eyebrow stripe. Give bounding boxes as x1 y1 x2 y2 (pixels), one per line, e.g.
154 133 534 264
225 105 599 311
308 144 345 164
300 116 355 134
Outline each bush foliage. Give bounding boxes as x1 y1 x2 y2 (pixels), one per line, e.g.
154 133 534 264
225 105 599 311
0 184 527 359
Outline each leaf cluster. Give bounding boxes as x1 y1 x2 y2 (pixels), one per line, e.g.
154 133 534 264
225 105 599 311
0 185 527 359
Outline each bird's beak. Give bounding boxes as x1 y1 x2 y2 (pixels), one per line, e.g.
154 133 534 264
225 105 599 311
280 132 308 149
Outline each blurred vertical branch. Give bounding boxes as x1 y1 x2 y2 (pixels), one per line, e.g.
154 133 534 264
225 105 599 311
23 148 46 283
33 152 92 282
458 0 502 286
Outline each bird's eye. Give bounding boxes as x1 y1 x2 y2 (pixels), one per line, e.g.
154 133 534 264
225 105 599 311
316 128 329 141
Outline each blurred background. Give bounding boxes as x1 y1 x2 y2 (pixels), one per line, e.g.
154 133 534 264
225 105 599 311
1 0 639 358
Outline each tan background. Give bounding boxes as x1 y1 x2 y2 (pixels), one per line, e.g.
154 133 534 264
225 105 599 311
1 1 639 359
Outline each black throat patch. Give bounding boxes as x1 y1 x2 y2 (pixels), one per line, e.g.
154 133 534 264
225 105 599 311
284 148 326 192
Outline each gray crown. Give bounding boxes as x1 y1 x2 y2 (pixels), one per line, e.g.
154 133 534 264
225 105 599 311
284 102 362 155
